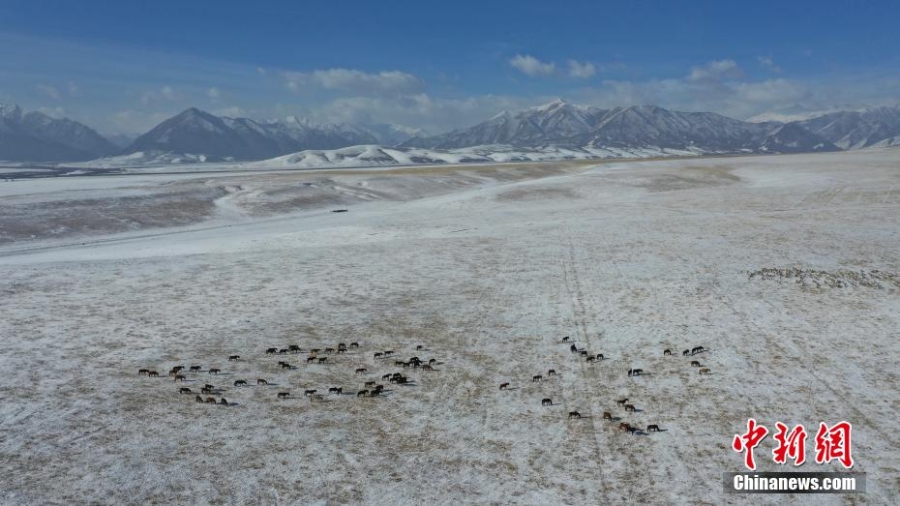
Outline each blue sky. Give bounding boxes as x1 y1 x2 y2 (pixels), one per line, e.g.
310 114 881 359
2 0 899 135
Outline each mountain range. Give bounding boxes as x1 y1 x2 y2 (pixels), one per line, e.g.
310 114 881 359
2 100 899 164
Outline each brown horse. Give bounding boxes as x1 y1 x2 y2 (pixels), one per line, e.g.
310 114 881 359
690 360 701 367
586 355 596 362
318 357 327 364
277 392 290 399
422 365 433 371
201 387 212 394
189 365 202 372
619 422 631 432
257 379 268 385
499 382 510 390
382 374 392 380
208 368 220 375
234 380 248 387
383 350 394 356
357 390 369 397
416 345 423 351
374 352 383 359
364 381 376 388
195 395 204 403
616 398 629 406
306 356 317 363
664 349 672 356
355 368 367 374
266 347 278 354
205 396 217 404
304 389 317 396
647 424 660 432
699 368 710 375
624 404 636 412
602 412 613 420
148 371 159 377
174 375 186 382
179 387 192 394
324 348 335 354
568 411 582 419
219 398 228 406
541 398 552 406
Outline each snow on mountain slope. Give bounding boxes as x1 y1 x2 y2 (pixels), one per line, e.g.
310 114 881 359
793 105 900 149
0 104 118 162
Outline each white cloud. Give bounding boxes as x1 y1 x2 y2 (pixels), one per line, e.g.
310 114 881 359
213 106 245 118
37 106 66 118
140 85 182 105
283 68 424 95
688 59 744 82
207 87 220 100
757 56 782 73
509 54 556 77
36 83 61 100
567 60 596 79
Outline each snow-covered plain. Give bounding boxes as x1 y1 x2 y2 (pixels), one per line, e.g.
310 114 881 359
1 150 899 504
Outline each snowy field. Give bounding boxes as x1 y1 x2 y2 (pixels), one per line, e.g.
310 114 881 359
1 150 899 504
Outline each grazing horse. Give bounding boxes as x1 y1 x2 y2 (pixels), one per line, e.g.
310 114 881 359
699 368 710 375
179 387 192 394
257 379 268 385
384 350 394 356
616 398 628 406
626 426 639 435
195 395 204 403
209 368 220 375
349 342 359 349
682 349 690 356
570 344 578 353
357 390 369 397
373 384 384 392
304 389 317 396
624 404 636 412
568 411 582 419
204 384 215 390
266 347 278 354
205 397 217 404
174 375 186 382
394 360 405 366
416 345 423 351
355 368 367 374
541 398 552 406
428 358 437 364
306 356 316 363
618 422 631 432
138 369 149 376
647 424 660 432
395 376 408 384
602 412 613 420
364 381 376 388
219 398 228 406
190 365 202 372
228 355 240 361
580 350 589 357
201 387 212 394
664 349 672 356
148 371 159 377
277 392 290 399
325 348 335 354
562 336 570 343
628 368 643 377
168 368 180 377
289 345 301 353
692 346 705 355
328 387 342 394
499 382 510 390
278 349 289 355
422 365 433 371
318 357 327 364
586 356 596 362
281 362 293 368
374 352 383 359
532 375 543 382
382 374 392 380
690 360 701 367
547 369 556 377
234 380 247 387
338 343 347 350
369 389 381 397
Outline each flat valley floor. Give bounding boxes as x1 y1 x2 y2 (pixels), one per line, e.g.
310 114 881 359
1 150 898 505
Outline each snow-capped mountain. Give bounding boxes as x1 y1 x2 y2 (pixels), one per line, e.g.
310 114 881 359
792 105 900 149
401 100 838 154
0 104 118 162
125 108 424 161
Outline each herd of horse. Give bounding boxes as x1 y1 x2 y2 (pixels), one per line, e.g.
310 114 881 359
499 336 712 435
138 341 436 408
